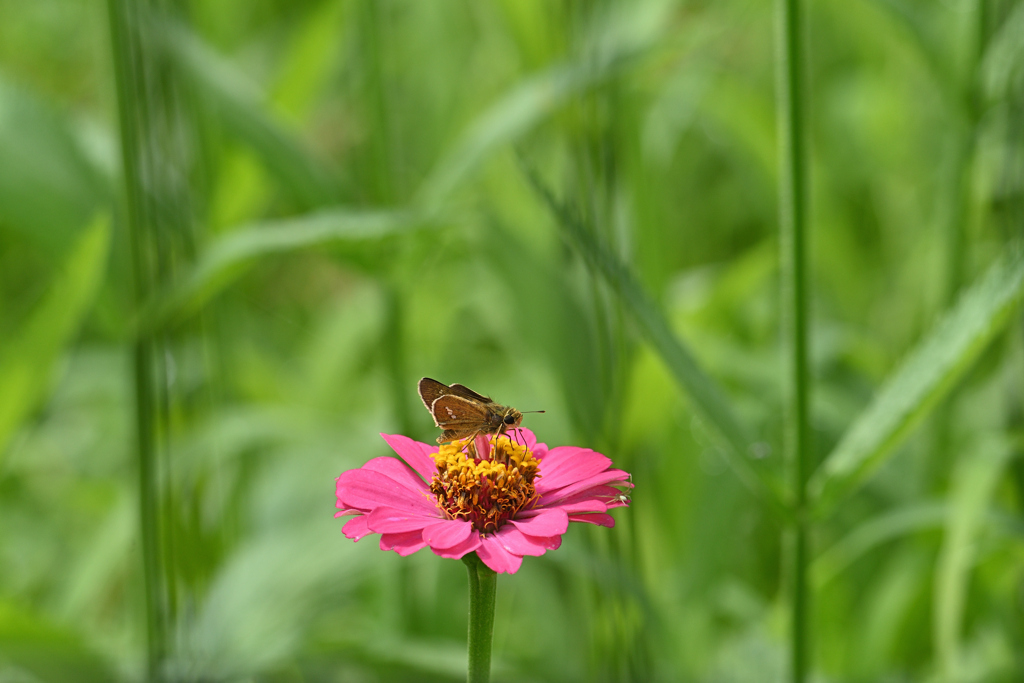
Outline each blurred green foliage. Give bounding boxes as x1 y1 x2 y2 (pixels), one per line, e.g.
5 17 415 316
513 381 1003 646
0 0 1022 681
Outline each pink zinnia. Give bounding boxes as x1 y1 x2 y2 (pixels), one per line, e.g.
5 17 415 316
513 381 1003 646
335 429 632 574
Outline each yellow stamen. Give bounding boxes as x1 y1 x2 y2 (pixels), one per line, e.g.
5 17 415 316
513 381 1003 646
429 435 540 534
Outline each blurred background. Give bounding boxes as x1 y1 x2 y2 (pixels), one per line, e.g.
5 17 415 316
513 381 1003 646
1 0 1023 681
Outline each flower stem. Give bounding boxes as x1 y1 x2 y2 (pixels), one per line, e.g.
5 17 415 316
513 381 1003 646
463 553 497 683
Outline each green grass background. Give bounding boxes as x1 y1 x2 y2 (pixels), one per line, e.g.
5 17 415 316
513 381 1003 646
0 0 1023 681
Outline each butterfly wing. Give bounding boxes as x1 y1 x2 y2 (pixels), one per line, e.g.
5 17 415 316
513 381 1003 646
419 378 502 443
447 383 493 403
438 428 472 443
429 395 489 429
419 377 493 407
418 378 451 411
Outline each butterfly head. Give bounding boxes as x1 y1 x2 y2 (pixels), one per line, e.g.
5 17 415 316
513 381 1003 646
502 408 523 428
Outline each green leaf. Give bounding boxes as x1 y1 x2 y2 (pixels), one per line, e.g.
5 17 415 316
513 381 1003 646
157 19 340 208
136 208 434 331
521 162 787 516
810 246 1024 514
0 216 110 459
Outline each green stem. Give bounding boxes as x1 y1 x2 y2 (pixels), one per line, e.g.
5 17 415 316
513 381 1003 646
776 0 811 681
463 553 497 683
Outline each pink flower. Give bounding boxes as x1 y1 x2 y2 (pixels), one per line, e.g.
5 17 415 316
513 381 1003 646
335 429 632 574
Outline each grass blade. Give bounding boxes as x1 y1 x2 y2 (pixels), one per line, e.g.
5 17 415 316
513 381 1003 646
417 1 669 209
108 0 208 674
521 162 787 517
810 245 1024 514
812 500 1024 590
934 438 1012 682
811 502 947 588
0 216 109 460
136 208 434 331
418 65 605 209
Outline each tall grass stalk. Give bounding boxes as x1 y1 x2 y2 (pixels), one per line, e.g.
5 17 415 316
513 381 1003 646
109 0 202 678
775 0 812 681
108 2 167 677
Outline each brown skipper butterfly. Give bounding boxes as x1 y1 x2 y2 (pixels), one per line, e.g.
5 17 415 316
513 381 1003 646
418 377 542 444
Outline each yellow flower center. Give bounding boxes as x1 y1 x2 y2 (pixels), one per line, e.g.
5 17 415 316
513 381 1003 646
429 435 541 534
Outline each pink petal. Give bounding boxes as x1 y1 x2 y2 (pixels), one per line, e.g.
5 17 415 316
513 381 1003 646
538 470 631 506
380 433 438 482
475 536 523 574
532 499 607 515
367 506 439 534
336 469 439 517
550 483 628 506
474 434 492 459
335 476 362 512
581 484 632 501
422 519 474 549
430 532 482 559
493 527 560 557
361 456 429 493
535 447 612 493
341 515 372 541
379 530 428 556
509 508 568 537
529 484 626 514
569 512 615 527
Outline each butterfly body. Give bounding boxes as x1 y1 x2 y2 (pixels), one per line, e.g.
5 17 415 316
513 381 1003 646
418 377 524 444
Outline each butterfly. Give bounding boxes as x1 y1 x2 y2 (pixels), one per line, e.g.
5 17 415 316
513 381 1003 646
418 378 537 444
